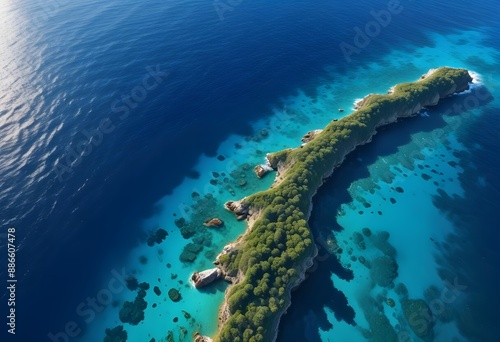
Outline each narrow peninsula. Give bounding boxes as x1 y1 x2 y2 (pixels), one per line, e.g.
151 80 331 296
200 67 472 342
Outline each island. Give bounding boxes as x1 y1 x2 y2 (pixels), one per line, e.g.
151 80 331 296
199 67 472 342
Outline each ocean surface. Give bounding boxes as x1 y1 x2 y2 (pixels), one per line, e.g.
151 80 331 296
0 0 499 341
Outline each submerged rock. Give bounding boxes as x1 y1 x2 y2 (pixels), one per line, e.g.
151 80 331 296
424 285 454 322
186 170 201 179
104 325 127 342
353 232 366 250
174 218 196 239
362 227 372 237
402 299 434 339
180 326 188 339
179 250 196 262
138 282 150 291
370 231 396 257
395 283 409 298
168 288 181 302
359 255 372 269
179 243 204 263
192 232 213 247
203 218 223 227
191 268 222 288
119 290 147 325
147 228 168 246
370 255 398 287
421 173 432 181
386 298 395 307
125 276 139 291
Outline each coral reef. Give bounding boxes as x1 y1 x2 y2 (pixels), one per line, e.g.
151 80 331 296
119 288 148 325
402 298 434 340
104 325 127 342
168 288 181 302
203 218 224 227
179 243 204 263
370 255 398 287
147 228 168 246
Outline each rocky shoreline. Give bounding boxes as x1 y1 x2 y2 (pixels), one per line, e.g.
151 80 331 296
196 68 472 342
209 208 318 341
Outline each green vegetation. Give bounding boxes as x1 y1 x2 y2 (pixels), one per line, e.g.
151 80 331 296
214 68 471 342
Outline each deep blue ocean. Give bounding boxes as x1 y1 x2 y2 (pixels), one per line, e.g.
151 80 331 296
0 0 499 341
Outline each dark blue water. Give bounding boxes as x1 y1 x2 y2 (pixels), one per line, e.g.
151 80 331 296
0 0 499 340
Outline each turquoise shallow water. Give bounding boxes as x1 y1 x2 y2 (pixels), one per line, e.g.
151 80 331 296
75 27 499 342
1 0 498 341
320 135 471 341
